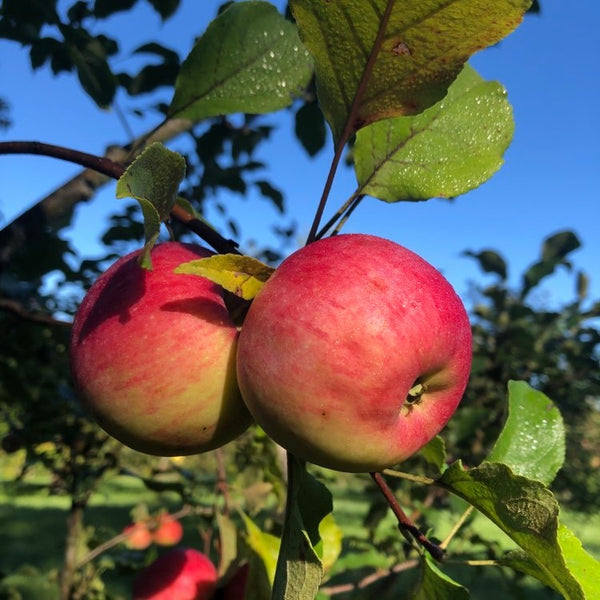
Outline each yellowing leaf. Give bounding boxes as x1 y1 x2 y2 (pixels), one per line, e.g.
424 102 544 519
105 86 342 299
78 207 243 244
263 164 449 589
174 254 274 300
290 0 531 142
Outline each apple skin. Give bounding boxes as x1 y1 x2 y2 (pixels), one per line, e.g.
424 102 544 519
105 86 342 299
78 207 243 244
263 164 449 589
133 548 217 600
236 234 472 473
70 242 252 456
153 514 184 547
123 522 153 550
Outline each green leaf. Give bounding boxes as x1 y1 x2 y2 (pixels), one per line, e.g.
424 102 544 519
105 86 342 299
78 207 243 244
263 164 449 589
419 436 447 474
272 455 333 600
116 142 186 269
169 1 313 121
290 0 531 142
411 553 469 599
439 462 584 599
354 65 514 202
486 381 565 485
521 230 581 297
557 524 600 599
216 510 239 578
463 249 507 279
319 513 343 573
241 512 281 585
174 253 274 300
500 525 600 599
541 230 581 262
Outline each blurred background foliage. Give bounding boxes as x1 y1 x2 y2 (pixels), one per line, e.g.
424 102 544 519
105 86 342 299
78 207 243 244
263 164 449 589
2 1 599 599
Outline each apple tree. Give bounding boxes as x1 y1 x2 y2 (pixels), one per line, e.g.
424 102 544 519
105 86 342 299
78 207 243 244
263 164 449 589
1 1 599 599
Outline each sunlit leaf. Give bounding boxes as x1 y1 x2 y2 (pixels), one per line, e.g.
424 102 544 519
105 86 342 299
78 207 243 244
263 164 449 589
169 1 313 121
241 512 280 585
419 436 447 474
174 254 274 300
116 143 186 269
354 65 514 201
290 0 531 141
486 381 565 485
439 462 584 599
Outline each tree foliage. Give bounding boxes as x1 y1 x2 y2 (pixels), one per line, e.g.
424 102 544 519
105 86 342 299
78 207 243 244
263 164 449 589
1 1 598 600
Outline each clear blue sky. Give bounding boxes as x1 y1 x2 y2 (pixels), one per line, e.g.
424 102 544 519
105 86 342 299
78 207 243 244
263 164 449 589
0 1 598 309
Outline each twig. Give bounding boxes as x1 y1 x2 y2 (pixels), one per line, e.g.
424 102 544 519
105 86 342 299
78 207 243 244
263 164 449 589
305 0 397 243
320 558 420 596
370 472 444 561
0 298 72 328
440 505 475 551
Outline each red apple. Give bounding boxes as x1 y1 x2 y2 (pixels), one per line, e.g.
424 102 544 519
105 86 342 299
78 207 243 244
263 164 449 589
70 242 252 456
236 234 472 472
123 522 153 550
153 514 184 547
133 548 217 600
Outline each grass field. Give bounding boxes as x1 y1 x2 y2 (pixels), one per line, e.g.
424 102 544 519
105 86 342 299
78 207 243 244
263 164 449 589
1 472 599 599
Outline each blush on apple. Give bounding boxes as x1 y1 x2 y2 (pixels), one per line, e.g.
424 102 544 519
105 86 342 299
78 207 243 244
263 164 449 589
70 242 253 456
236 234 472 472
133 548 217 600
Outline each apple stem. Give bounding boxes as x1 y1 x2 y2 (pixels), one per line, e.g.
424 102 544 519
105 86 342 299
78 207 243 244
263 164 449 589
370 472 444 561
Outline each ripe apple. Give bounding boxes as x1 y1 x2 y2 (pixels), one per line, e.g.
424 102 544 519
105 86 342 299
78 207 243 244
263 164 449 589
70 242 252 456
123 522 153 550
236 234 472 472
133 548 218 600
153 514 184 547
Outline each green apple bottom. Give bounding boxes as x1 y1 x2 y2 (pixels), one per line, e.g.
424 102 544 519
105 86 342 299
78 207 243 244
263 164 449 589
71 234 472 471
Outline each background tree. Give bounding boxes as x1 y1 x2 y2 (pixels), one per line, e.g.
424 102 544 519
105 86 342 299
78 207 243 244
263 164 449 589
1 1 599 600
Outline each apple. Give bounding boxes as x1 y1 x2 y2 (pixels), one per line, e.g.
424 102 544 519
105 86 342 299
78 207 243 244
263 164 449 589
133 548 218 600
236 234 472 472
153 514 184 546
123 522 153 550
70 242 252 456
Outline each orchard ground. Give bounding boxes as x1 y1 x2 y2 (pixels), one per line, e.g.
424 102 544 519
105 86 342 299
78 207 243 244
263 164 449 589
1 455 599 600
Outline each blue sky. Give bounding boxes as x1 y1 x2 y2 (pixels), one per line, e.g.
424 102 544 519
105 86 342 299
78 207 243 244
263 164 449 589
0 0 598 309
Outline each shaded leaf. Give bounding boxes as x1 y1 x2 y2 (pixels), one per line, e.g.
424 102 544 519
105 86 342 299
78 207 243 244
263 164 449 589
169 1 313 121
439 462 584 599
295 99 327 157
255 180 284 213
116 142 186 268
146 0 180 21
411 553 469 599
272 455 332 600
290 0 531 141
354 65 514 201
486 381 565 485
542 230 581 262
463 249 507 280
174 254 274 300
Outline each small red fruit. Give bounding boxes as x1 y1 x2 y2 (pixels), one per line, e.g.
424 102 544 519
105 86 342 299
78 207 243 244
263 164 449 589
153 514 184 546
123 522 153 550
133 548 218 600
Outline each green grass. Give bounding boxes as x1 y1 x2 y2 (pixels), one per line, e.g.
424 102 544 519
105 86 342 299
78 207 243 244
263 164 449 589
1 472 599 599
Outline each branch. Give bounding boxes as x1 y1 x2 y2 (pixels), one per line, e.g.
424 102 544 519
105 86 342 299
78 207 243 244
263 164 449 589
0 298 72 328
0 118 193 266
320 558 420 596
370 472 444 561
0 140 241 256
